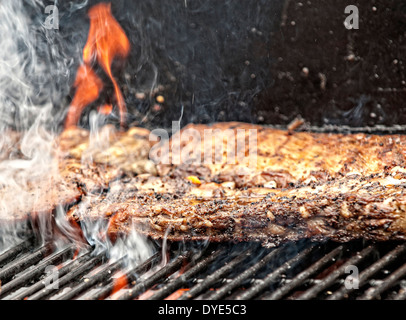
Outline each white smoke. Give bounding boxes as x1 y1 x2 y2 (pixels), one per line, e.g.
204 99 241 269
0 1 71 131
0 0 72 251
0 1 156 270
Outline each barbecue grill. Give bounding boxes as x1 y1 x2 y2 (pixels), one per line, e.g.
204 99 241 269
1 0 406 306
1 234 405 300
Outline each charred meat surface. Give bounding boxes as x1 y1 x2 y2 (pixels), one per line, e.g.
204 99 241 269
158 122 406 187
68 122 406 246
67 172 406 247
0 125 156 221
3 122 406 245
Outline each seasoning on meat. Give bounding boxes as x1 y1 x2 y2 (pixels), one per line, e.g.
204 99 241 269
67 122 406 246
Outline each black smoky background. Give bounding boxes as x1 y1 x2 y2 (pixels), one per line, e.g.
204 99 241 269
47 0 284 131
18 0 406 133
255 0 406 129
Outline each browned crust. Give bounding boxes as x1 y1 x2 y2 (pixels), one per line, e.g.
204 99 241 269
67 173 406 247
4 122 406 246
158 122 406 187
0 125 154 221
67 123 406 246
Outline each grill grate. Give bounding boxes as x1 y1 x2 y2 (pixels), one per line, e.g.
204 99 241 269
0 239 405 300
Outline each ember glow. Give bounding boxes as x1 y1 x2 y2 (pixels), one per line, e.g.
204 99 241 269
110 272 129 297
65 3 130 129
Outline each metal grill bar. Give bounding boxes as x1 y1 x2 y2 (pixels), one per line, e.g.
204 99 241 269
296 245 376 300
264 245 344 300
177 249 252 300
84 251 161 300
0 239 405 300
0 244 50 283
328 243 406 300
206 246 283 300
116 251 191 300
0 238 33 266
54 255 124 300
12 249 93 300
358 263 406 300
236 245 316 300
148 248 225 300
392 289 406 300
0 244 74 299
27 252 105 300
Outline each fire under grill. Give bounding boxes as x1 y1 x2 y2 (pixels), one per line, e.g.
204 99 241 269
1 237 405 300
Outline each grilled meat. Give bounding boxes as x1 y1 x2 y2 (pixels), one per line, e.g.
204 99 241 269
157 122 406 187
4 122 406 245
59 124 156 176
65 122 406 245
67 172 406 246
0 125 156 221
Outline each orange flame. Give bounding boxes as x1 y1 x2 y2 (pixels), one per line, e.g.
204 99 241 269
98 104 113 115
65 64 103 128
65 2 130 129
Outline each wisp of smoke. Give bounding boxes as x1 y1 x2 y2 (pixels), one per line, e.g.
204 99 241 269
0 0 74 251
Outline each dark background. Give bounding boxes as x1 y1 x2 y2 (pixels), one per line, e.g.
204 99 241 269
34 0 406 131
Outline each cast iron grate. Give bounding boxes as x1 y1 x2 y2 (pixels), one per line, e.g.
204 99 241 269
0 238 405 300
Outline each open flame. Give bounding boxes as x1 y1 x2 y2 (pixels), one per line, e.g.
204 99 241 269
65 3 130 129
98 104 113 116
65 64 103 127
